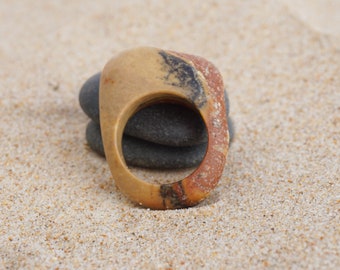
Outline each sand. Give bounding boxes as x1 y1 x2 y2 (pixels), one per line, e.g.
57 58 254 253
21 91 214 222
1 0 339 268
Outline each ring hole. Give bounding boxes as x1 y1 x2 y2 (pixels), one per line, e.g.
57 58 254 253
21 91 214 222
122 101 208 185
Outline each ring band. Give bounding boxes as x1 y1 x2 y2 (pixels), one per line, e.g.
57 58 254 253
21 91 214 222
100 47 229 209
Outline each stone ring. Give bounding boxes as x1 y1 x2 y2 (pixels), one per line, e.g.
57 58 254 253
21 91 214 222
100 47 229 209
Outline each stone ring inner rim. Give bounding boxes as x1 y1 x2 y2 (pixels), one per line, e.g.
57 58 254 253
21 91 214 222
119 93 208 172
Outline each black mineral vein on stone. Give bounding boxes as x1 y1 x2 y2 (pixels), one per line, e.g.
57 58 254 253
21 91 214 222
159 51 207 108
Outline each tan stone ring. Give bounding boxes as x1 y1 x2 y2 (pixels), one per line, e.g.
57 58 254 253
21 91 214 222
100 47 229 209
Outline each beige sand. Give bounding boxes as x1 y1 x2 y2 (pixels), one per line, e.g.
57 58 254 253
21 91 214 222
1 0 339 268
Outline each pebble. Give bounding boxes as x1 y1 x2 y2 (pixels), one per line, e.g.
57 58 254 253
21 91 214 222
86 121 207 169
79 73 101 124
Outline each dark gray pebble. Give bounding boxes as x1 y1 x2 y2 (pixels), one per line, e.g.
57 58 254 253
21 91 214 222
86 121 207 169
79 72 232 147
79 73 101 124
125 103 207 146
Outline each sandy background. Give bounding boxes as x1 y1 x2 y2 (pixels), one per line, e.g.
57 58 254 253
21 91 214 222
1 0 339 269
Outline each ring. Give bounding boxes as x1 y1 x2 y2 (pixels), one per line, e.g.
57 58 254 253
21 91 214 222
100 47 229 209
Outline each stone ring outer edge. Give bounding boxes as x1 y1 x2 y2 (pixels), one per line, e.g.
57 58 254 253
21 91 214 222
99 47 229 209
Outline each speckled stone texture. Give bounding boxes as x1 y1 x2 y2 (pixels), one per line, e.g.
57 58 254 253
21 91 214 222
1 0 339 268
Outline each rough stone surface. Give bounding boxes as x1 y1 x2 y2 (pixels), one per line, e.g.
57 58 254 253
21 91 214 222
86 121 207 169
125 103 207 147
79 72 233 147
